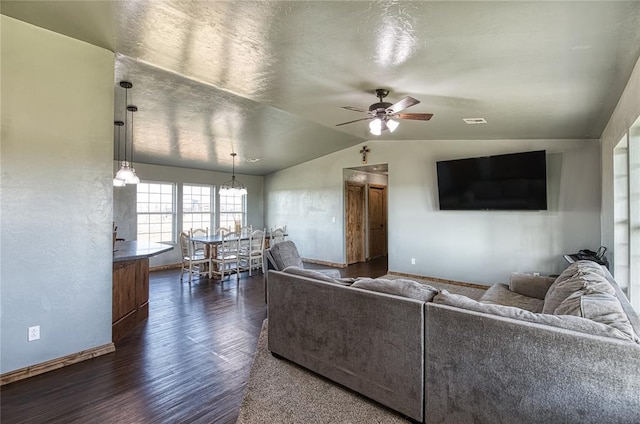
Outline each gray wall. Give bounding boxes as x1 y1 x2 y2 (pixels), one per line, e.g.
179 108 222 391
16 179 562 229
1 17 115 373
265 139 601 285
113 162 264 267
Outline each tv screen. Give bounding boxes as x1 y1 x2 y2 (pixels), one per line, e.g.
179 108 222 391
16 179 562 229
436 150 547 211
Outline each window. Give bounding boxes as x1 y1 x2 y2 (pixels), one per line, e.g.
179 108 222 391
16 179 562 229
219 191 246 231
137 182 175 243
183 184 213 232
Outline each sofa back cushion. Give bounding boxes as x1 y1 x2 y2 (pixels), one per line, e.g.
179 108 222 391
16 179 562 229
509 273 556 300
352 278 439 302
434 290 638 343
554 290 640 343
542 265 614 314
268 240 304 270
282 266 350 286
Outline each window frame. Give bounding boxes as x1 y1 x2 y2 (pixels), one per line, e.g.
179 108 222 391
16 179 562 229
136 181 177 244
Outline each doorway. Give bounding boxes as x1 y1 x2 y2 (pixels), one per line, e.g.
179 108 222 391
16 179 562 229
344 165 388 265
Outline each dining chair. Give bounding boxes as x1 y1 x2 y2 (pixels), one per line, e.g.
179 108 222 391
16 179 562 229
270 226 286 245
189 227 208 257
239 228 266 276
211 231 240 281
179 231 211 283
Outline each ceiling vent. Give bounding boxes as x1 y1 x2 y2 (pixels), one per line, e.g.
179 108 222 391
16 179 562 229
463 118 487 124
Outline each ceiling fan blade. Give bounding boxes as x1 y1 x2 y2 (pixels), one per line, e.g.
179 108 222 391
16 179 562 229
386 96 420 114
335 117 374 126
396 113 434 121
341 106 368 113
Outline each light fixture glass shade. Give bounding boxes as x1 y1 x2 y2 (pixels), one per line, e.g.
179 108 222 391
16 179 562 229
219 176 247 195
115 161 134 181
127 169 140 185
387 119 399 132
369 118 382 136
113 177 126 187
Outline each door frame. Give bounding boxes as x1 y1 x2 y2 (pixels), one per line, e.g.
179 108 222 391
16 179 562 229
345 181 366 264
367 183 388 259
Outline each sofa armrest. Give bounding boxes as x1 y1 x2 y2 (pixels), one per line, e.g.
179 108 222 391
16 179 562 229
424 303 640 424
509 272 555 299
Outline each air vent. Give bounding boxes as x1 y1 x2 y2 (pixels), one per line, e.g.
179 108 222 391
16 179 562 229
463 118 487 124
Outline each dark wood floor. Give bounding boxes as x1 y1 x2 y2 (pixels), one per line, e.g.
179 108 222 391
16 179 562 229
1 257 387 424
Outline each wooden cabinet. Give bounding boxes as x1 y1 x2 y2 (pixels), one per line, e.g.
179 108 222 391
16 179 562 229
112 258 149 343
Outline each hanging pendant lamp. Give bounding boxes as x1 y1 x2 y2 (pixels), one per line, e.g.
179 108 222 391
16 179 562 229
126 105 140 184
113 120 126 186
219 153 247 195
114 81 140 184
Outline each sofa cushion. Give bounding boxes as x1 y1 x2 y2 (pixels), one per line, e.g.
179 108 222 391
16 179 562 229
434 290 638 343
282 266 349 286
554 290 640 343
352 278 439 302
509 273 556 300
268 241 304 270
480 283 544 313
542 270 614 314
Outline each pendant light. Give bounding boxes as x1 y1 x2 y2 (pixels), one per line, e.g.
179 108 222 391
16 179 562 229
114 81 140 185
219 153 247 195
113 120 126 186
126 104 140 184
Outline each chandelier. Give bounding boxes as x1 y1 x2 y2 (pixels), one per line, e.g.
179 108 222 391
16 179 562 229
219 153 247 195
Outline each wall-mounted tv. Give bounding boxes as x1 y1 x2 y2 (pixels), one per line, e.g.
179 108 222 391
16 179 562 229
436 150 547 211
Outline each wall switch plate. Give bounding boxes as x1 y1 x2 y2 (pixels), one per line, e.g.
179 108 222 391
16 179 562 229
411 258 416 265
28 325 40 342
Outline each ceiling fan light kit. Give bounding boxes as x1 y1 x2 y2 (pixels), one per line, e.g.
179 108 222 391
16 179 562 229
337 88 433 135
113 81 140 186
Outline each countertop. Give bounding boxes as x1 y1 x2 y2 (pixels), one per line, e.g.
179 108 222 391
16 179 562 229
113 240 173 262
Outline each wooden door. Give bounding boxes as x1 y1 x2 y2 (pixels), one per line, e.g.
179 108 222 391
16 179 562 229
368 184 387 258
346 182 365 264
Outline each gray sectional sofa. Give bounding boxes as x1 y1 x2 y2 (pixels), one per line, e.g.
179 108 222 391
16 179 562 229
266 260 640 424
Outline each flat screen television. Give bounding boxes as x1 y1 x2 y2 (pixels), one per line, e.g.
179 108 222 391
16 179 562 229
436 150 547 211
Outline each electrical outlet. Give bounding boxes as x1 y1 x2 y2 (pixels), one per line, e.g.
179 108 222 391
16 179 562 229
411 258 416 265
28 325 40 342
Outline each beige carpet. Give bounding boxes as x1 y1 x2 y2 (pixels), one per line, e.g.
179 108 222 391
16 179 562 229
237 279 487 423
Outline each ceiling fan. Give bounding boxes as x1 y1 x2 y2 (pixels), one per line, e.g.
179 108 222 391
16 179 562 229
336 89 433 135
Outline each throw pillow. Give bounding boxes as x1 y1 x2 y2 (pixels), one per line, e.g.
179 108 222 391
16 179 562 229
542 271 614 314
282 266 346 285
351 278 439 302
434 290 637 343
554 290 640 343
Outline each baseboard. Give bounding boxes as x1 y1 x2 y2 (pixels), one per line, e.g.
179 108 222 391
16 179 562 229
0 343 115 386
150 263 182 272
387 271 489 290
303 258 347 268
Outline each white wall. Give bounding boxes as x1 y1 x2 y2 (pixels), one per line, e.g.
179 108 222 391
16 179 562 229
265 139 601 285
600 55 640 285
113 162 264 267
1 17 115 373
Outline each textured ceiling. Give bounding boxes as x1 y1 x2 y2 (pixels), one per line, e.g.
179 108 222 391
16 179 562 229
3 1 640 175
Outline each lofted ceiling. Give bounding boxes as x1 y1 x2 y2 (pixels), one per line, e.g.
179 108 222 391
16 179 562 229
2 1 640 176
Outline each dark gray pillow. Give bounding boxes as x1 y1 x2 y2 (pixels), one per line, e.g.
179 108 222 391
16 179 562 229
282 266 347 285
351 278 438 302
